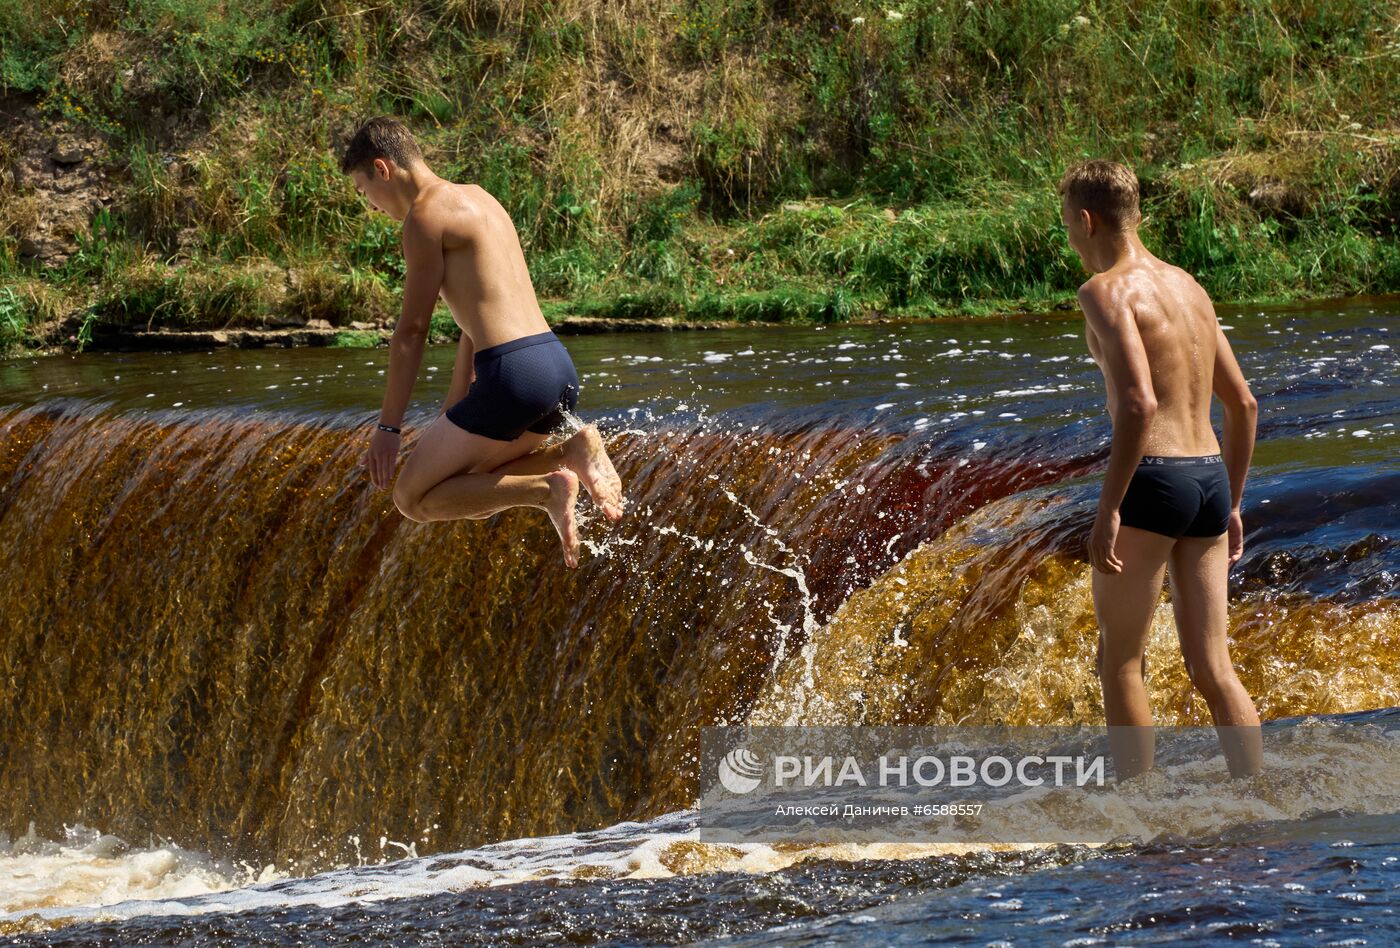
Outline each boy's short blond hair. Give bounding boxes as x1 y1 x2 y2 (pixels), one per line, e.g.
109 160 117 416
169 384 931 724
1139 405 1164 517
1058 159 1141 229
340 116 422 176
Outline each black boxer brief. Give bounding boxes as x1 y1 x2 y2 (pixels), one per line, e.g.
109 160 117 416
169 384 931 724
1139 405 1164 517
445 330 580 441
1117 455 1232 539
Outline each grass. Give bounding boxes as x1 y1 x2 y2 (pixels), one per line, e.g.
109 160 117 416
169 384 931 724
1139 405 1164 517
2 0 1399 353
330 330 380 348
0 287 30 349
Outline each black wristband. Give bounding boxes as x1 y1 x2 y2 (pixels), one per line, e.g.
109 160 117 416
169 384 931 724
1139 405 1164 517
377 422 401 434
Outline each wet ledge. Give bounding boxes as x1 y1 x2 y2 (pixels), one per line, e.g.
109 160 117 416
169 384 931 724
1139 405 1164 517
37 316 764 355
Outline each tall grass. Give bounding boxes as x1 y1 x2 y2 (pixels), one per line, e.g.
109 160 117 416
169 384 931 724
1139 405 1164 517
1 0 1399 350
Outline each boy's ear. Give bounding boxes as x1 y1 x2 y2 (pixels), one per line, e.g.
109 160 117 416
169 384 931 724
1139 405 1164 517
1079 207 1095 237
373 157 393 180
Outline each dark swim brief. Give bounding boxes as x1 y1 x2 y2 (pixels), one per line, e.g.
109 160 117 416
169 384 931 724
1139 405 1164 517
1117 455 1232 539
445 330 580 441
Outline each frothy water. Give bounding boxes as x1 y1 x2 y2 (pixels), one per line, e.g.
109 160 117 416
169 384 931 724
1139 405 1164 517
0 824 277 916
5 717 1397 941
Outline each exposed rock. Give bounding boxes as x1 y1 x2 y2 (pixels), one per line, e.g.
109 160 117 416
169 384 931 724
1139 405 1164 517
1246 180 1309 219
643 115 689 185
122 328 361 350
105 317 746 351
173 227 199 256
1 97 112 268
550 316 744 334
263 311 311 328
50 137 87 165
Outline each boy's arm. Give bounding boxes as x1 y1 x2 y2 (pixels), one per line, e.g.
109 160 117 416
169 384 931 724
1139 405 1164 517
440 331 474 415
378 210 445 429
1080 281 1158 573
363 209 444 490
1211 318 1258 562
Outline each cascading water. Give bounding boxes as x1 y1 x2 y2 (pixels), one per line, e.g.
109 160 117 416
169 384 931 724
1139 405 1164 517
1 301 1396 943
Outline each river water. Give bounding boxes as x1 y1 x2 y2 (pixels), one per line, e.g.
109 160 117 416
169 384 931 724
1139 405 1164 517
0 299 1396 944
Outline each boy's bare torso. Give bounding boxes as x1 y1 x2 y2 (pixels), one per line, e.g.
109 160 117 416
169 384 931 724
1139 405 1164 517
413 181 550 350
1084 256 1222 456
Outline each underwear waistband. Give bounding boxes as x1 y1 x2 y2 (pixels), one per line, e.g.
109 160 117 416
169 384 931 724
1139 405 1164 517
1138 454 1224 467
474 330 560 366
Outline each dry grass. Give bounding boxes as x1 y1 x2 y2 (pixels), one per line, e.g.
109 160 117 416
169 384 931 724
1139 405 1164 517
0 193 42 240
4 0 1400 351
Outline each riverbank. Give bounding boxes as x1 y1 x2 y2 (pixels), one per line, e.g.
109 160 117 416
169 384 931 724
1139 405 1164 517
3 2 1399 357
33 313 755 356
13 292 1400 358
5 313 1000 357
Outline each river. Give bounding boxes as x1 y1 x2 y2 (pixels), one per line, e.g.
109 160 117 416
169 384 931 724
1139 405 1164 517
0 298 1396 944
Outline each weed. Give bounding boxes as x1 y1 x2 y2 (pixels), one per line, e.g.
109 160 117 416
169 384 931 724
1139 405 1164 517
330 330 380 348
3 0 1400 340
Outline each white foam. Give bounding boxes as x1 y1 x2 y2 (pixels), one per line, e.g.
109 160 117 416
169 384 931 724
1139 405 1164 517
6 727 1396 932
0 824 274 917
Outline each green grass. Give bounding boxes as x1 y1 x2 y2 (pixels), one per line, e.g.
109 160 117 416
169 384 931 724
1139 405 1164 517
2 0 1399 353
330 330 380 348
0 287 30 350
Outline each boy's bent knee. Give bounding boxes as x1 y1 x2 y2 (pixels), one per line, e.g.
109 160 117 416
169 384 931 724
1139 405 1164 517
395 501 430 523
393 485 428 522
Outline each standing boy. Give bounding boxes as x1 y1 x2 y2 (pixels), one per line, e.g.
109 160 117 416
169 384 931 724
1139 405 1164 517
1059 159 1262 779
342 117 625 567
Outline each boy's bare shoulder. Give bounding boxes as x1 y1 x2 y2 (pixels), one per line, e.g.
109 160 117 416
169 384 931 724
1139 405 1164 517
1081 258 1198 310
407 181 491 239
1077 271 1111 295
1145 259 1214 316
1077 270 1132 315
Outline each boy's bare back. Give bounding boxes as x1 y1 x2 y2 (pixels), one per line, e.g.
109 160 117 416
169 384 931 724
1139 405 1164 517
1081 258 1224 457
408 181 550 350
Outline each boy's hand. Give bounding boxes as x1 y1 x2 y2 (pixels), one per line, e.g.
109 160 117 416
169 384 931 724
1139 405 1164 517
1227 509 1245 566
1089 507 1124 574
362 428 402 489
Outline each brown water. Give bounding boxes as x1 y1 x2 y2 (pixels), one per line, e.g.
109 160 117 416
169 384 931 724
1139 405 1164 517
0 301 1396 943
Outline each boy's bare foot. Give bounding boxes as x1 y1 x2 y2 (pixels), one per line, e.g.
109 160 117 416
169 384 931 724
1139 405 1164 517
562 424 625 522
543 469 581 568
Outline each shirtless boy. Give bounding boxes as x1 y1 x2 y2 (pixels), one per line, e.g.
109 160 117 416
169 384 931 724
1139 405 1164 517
1059 160 1262 779
341 116 624 567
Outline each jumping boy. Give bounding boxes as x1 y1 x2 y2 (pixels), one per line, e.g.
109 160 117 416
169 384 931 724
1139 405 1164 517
341 116 625 567
1059 159 1262 779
